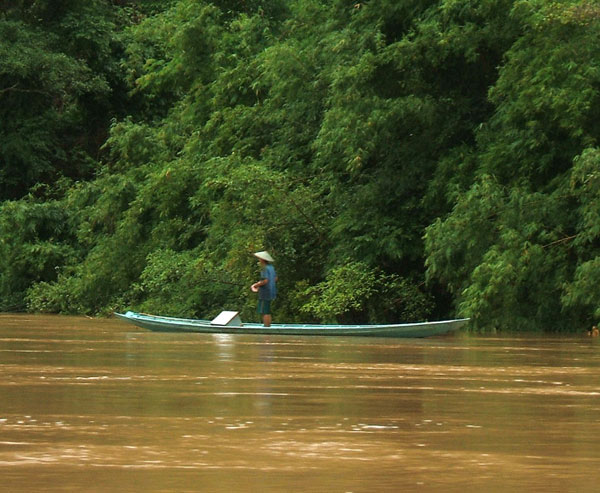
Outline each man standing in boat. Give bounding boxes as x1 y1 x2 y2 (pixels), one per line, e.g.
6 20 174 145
251 251 277 327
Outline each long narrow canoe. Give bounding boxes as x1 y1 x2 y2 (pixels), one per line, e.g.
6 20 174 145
114 311 469 338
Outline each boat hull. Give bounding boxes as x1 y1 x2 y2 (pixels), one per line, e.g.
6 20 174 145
114 311 468 338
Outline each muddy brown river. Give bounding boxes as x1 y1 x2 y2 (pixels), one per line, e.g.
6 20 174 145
1 314 599 492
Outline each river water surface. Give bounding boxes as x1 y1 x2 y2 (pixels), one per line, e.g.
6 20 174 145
1 314 599 492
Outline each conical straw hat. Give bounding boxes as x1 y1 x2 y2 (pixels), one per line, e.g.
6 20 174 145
254 251 274 262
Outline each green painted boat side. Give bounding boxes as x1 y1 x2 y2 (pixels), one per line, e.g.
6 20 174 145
114 311 469 338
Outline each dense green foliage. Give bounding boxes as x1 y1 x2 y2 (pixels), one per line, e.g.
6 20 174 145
425 0 600 330
1 0 599 331
0 0 131 199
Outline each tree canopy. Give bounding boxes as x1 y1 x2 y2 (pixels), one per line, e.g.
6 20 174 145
1 0 599 332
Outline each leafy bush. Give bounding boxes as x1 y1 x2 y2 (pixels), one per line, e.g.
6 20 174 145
296 262 433 324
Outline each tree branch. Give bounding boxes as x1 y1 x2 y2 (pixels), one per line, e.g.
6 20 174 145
0 83 50 96
543 234 578 249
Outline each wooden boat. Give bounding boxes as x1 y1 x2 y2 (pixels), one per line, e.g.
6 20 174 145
114 311 469 338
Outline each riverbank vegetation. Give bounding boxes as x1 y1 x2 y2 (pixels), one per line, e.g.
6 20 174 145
1 0 599 331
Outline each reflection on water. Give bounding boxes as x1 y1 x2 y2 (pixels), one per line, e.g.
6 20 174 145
1 314 599 492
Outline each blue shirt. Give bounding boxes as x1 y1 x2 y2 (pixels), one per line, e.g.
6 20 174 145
259 264 277 300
